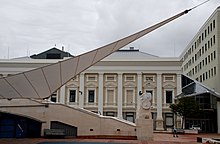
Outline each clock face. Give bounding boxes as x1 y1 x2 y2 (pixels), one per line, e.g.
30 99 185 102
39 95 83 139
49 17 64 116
142 101 151 110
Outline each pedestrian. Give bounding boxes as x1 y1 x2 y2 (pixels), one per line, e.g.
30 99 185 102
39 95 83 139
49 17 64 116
173 127 178 137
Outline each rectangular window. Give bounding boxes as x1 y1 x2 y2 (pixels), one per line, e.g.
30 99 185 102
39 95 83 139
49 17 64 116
106 75 116 81
208 55 210 63
87 75 97 81
213 35 215 44
51 93 57 102
145 76 154 82
199 49 201 57
166 91 173 104
88 90 95 103
69 90 76 102
214 51 216 59
125 75 135 81
209 70 211 78
126 89 134 104
202 46 204 54
199 62 202 70
106 89 114 104
213 20 215 28
164 76 174 82
165 113 174 128
126 112 134 123
206 72 208 80
214 67 216 75
211 68 213 77
208 41 210 48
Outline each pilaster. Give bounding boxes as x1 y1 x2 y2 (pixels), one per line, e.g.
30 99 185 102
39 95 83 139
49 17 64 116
59 85 65 104
98 73 104 115
136 73 142 118
218 101 220 134
79 73 84 108
176 74 182 95
156 73 164 130
117 73 123 119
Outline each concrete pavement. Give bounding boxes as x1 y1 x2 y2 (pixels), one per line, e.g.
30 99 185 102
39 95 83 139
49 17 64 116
0 133 219 144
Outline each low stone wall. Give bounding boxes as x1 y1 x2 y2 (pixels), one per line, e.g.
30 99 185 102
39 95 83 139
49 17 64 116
0 99 136 137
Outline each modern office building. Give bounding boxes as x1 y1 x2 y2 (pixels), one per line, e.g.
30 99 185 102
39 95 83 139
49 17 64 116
180 6 220 93
180 6 220 133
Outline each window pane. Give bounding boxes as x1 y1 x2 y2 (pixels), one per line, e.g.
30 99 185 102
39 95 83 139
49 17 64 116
88 90 95 103
166 117 173 126
107 89 114 103
126 90 134 104
51 93 56 102
69 90 76 102
166 91 172 103
126 112 134 122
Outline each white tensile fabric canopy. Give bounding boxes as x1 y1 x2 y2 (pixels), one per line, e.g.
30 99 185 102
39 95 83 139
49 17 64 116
0 10 190 99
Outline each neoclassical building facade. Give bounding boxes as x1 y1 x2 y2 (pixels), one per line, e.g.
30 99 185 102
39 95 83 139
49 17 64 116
0 47 182 131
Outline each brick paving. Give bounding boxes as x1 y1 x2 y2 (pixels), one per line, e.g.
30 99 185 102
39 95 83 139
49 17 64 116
0 133 219 144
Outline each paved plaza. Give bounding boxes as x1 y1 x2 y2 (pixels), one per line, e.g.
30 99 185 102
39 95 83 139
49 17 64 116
0 133 219 144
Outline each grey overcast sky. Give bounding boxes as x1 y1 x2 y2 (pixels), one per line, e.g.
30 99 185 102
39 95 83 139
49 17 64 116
0 0 219 59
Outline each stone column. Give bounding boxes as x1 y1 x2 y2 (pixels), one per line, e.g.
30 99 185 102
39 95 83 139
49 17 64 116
176 116 182 128
176 74 182 95
218 101 220 134
156 73 164 130
136 73 142 118
117 73 123 119
59 85 65 104
41 121 50 136
98 73 104 115
79 73 85 108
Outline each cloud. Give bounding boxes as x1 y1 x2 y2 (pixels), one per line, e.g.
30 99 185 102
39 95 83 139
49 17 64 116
0 0 219 58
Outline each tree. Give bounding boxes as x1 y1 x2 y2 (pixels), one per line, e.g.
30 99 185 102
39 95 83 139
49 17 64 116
170 97 200 129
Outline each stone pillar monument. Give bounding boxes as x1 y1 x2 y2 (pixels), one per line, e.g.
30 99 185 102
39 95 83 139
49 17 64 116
136 92 153 141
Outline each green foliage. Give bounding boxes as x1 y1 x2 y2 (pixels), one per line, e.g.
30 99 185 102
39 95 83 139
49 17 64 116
169 97 200 118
